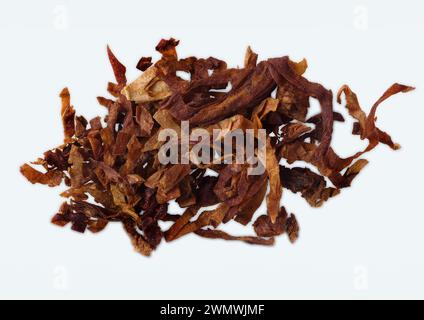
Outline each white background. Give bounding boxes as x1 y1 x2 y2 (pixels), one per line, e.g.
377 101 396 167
0 0 423 299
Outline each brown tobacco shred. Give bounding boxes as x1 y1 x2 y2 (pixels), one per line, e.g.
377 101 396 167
20 39 414 256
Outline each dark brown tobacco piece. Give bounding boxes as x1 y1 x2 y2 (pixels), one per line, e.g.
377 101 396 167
20 39 414 256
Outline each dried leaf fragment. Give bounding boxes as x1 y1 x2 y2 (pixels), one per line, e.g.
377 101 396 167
60 87 75 143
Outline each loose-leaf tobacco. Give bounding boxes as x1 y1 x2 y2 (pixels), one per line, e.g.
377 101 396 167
20 38 413 256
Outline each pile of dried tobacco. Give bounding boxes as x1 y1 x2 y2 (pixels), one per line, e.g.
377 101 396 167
21 39 413 256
